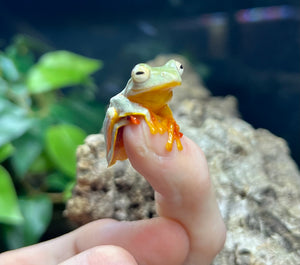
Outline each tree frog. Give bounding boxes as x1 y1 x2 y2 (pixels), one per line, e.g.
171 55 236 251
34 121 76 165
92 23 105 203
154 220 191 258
103 59 184 166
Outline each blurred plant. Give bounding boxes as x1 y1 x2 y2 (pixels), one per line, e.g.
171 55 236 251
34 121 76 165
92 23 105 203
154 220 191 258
0 35 104 250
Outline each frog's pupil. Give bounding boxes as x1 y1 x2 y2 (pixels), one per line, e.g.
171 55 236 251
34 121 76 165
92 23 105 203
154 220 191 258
180 65 183 69
136 71 144 75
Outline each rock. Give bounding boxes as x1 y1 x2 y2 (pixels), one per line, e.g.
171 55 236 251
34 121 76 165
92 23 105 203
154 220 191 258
65 55 300 264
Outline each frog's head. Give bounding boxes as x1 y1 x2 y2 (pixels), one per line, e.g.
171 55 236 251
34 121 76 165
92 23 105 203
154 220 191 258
124 59 184 111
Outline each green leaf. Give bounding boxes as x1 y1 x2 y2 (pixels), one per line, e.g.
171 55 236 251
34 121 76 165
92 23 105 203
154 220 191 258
20 196 52 245
29 152 54 174
0 165 23 225
50 99 105 134
0 98 34 146
10 83 32 106
0 143 14 162
46 171 70 192
27 51 102 94
63 180 75 201
11 117 54 178
0 77 8 95
0 54 20 82
45 124 86 178
2 195 52 249
6 44 35 74
11 132 43 177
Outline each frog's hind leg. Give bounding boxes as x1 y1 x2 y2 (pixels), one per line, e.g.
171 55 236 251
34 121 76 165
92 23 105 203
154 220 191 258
106 119 130 167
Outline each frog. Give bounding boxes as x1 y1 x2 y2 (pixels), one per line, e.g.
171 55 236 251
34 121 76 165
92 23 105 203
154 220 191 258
103 59 184 167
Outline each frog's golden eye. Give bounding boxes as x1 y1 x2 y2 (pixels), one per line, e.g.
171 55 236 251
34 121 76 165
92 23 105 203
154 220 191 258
175 61 184 75
131 64 150 83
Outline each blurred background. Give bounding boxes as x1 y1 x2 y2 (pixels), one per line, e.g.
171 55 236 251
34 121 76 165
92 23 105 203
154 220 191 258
0 0 299 252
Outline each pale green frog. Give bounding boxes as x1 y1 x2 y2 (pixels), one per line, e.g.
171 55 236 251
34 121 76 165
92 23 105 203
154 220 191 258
103 59 184 166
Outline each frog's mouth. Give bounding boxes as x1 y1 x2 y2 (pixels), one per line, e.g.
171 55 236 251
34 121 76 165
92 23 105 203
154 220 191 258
128 80 181 110
149 80 181 92
128 81 181 96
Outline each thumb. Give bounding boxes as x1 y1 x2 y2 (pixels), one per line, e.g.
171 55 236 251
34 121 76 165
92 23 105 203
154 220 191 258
59 245 137 265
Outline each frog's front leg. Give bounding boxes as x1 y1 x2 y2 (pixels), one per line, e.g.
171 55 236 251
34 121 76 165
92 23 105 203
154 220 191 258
128 115 141 125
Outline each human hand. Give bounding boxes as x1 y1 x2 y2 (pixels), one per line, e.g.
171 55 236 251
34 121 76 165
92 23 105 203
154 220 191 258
0 120 226 265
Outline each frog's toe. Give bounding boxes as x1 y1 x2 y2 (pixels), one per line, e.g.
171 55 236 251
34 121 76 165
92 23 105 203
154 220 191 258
166 120 183 152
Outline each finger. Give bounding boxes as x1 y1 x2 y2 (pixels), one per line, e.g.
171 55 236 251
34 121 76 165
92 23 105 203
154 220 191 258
58 245 138 265
123 120 226 264
71 217 189 265
0 217 188 265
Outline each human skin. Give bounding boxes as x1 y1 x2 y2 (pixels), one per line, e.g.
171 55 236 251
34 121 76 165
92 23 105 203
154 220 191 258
0 120 226 265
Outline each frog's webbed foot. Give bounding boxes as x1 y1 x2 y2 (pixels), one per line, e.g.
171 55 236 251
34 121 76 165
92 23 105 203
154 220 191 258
166 119 183 151
147 111 183 151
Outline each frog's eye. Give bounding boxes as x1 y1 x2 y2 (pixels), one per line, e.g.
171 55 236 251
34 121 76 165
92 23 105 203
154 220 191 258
131 64 150 83
175 61 184 75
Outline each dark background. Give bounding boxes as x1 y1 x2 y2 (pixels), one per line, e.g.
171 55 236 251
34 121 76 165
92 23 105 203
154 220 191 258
1 0 299 165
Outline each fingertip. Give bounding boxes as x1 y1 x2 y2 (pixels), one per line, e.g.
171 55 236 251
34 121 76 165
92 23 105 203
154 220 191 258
123 119 209 197
123 119 172 159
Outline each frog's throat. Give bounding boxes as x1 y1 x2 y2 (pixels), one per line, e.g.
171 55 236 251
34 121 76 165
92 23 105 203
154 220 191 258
127 81 180 112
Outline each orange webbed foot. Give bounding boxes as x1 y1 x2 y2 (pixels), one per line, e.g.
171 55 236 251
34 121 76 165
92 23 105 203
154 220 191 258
147 111 183 152
166 119 183 151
